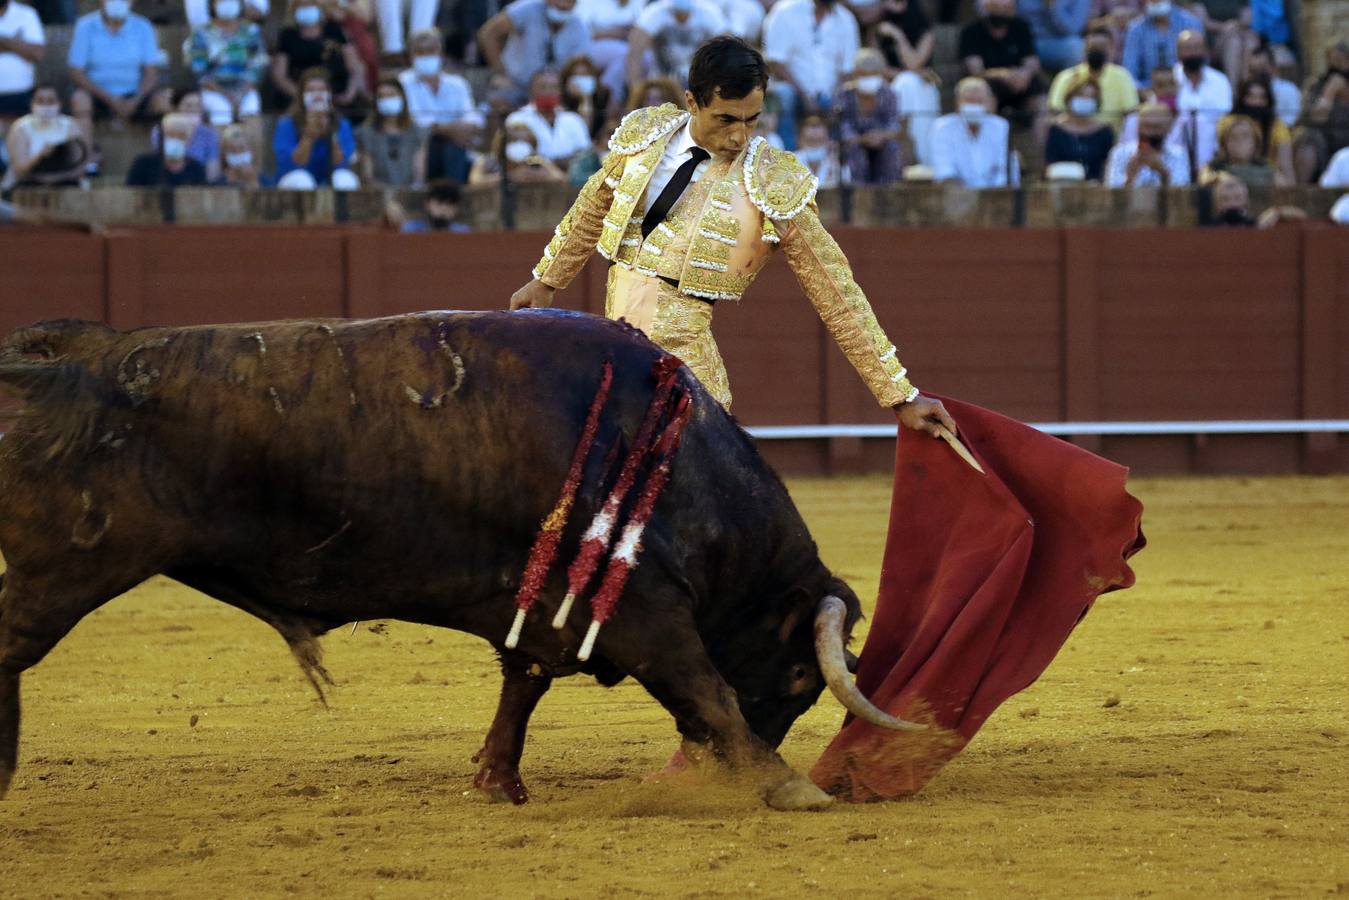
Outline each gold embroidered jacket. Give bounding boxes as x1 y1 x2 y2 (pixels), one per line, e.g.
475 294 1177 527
531 103 919 407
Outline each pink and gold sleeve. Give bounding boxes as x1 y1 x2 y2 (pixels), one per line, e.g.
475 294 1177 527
531 153 626 290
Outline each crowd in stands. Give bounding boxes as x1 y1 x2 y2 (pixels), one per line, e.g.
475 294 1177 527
0 0 1347 227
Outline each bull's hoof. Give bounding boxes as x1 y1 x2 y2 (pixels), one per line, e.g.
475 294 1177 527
765 777 833 812
473 765 529 805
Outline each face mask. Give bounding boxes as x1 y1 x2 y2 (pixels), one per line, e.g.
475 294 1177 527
1068 96 1098 117
377 96 404 116
1085 48 1108 69
33 103 60 120
413 55 440 77
226 150 253 168
855 75 884 95
985 13 1011 27
543 4 572 24
959 103 986 123
505 140 533 163
104 0 131 20
568 74 596 96
1220 208 1249 225
215 0 241 19
1180 56 1206 73
797 146 828 163
305 91 330 111
1145 0 1170 16
163 137 188 160
294 4 321 25
428 215 456 229
533 93 560 112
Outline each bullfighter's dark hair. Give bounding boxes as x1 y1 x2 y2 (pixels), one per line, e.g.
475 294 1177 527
687 36 769 108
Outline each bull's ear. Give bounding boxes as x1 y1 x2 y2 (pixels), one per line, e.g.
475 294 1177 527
775 588 816 644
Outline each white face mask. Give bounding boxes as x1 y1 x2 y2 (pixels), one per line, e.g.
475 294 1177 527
304 91 330 111
104 0 131 20
959 103 987 123
413 55 440 77
855 75 884 95
215 0 241 19
33 103 61 120
294 4 320 25
568 74 596 96
163 136 188 160
505 140 534 163
1067 96 1099 117
226 150 253 168
543 4 572 24
376 95 404 116
1146 0 1170 16
797 145 829 163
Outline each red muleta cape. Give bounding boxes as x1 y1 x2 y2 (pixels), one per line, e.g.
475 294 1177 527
810 396 1146 802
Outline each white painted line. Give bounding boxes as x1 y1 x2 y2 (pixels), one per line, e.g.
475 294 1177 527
745 420 1349 439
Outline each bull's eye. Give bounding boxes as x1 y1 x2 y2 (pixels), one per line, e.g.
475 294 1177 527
786 663 812 693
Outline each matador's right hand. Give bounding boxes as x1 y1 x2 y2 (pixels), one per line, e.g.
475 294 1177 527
509 279 556 311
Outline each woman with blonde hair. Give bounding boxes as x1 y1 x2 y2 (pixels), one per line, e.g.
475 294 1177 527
1202 114 1276 188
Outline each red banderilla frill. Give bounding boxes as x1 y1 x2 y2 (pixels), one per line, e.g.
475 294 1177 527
504 360 614 649
552 355 685 631
577 390 693 662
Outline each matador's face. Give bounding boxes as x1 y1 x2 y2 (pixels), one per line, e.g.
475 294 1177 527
685 87 765 162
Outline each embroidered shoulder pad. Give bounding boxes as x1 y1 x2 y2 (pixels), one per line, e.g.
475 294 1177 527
608 103 690 156
742 137 819 220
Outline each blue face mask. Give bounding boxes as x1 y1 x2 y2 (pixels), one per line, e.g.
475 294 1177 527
294 4 321 25
104 0 131 19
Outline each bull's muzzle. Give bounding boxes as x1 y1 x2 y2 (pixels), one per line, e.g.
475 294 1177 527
814 595 926 732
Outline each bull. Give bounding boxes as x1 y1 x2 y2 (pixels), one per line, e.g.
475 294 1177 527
0 310 918 810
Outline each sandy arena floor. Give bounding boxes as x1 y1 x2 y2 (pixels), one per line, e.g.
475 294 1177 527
2 474 1348 898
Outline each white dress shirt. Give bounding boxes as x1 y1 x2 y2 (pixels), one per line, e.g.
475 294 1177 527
510 104 592 162
1172 63 1232 172
723 0 766 41
1103 138 1191 187
762 0 860 99
641 121 712 215
397 69 475 129
928 113 1010 188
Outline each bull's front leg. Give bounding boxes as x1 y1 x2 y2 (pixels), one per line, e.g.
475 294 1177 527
471 652 551 804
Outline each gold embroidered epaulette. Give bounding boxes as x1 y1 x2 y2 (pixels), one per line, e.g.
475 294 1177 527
742 137 819 220
608 103 690 156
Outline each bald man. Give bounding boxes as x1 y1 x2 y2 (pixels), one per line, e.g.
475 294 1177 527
125 112 209 187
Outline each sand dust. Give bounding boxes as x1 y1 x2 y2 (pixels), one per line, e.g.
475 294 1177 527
3 475 1348 897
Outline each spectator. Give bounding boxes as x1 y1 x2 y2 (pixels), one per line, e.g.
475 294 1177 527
375 0 436 56
2 84 86 189
1104 100 1188 185
722 0 764 42
510 69 591 164
1202 114 1275 187
185 0 265 26
1145 62 1176 107
1246 43 1298 128
1321 146 1349 188
150 89 220 179
0 0 44 119
837 48 902 184
126 112 209 186
400 178 472 231
273 68 360 188
477 0 591 100
1203 170 1254 226
763 0 860 149
1119 0 1202 87
68 0 162 155
331 0 379 96
397 28 475 182
874 0 932 74
467 117 566 184
1227 76 1292 183
561 53 611 138
796 115 840 187
958 0 1046 125
1087 0 1141 64
1048 25 1139 129
1017 0 1091 73
1333 193 1349 225
626 74 682 111
358 76 425 186
1045 75 1114 179
272 0 367 116
185 0 266 127
929 77 1012 186
626 0 726 89
215 122 271 185
1293 40 1349 185
1170 28 1231 174
577 0 646 105
566 116 615 185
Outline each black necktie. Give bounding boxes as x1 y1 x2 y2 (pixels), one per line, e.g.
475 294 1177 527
642 146 710 240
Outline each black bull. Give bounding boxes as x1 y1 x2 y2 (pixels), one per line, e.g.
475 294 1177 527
0 310 915 810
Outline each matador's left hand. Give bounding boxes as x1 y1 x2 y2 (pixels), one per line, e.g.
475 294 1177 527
895 394 957 439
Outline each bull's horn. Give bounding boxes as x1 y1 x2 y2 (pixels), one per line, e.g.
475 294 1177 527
814 596 926 732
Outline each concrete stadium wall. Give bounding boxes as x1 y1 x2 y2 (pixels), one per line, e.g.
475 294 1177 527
2 225 1346 475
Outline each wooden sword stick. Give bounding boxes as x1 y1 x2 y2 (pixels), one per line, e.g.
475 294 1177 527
936 425 984 474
